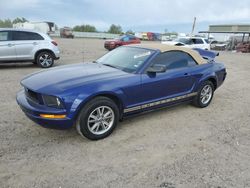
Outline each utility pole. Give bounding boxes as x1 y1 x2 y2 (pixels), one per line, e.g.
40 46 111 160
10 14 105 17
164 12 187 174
191 17 196 36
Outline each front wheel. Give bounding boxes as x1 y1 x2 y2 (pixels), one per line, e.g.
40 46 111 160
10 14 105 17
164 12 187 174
36 51 54 68
76 97 119 140
193 81 214 108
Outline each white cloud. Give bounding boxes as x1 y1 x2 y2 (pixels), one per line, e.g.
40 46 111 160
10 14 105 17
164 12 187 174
1 0 250 31
0 0 40 9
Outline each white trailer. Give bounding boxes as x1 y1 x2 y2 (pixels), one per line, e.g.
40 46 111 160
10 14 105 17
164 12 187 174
13 22 57 35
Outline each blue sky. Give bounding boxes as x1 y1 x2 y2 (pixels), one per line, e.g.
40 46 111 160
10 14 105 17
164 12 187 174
0 0 250 33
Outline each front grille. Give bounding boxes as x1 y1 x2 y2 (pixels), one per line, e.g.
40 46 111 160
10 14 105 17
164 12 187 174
25 88 40 104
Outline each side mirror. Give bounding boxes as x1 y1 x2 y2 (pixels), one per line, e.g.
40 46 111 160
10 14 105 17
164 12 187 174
147 64 167 73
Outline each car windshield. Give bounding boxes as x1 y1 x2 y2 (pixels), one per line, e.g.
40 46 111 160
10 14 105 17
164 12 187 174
174 38 190 44
96 47 155 73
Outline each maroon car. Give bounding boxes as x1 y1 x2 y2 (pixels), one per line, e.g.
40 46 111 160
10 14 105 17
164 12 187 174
104 35 141 50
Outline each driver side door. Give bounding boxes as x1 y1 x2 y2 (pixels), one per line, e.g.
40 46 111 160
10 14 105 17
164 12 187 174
140 51 199 104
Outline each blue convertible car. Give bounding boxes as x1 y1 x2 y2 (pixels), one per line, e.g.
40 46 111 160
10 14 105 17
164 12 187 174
17 44 226 140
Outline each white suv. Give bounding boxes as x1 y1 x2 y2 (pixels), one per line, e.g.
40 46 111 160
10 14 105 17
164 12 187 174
0 28 60 68
162 37 210 50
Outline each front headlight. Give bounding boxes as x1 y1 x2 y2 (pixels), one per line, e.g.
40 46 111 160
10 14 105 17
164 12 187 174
42 95 64 109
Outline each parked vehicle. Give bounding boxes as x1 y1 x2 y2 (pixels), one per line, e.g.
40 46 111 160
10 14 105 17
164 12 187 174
13 22 57 35
0 28 60 68
162 37 210 50
210 40 227 51
60 27 74 38
17 44 226 140
236 42 250 53
135 32 162 41
104 35 140 50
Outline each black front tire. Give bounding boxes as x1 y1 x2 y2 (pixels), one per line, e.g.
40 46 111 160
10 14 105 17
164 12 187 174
36 51 54 68
76 97 119 140
193 80 214 108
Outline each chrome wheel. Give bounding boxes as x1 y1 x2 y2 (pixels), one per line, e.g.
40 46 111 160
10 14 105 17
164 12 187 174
200 85 212 105
87 106 114 135
39 53 53 67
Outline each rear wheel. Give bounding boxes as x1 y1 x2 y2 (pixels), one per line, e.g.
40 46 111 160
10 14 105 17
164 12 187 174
76 97 119 140
193 81 214 108
36 51 54 68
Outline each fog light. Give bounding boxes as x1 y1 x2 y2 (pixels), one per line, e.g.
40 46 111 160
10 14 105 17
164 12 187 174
40 114 66 119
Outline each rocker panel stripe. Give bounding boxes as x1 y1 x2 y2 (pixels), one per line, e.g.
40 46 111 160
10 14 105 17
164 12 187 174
124 92 197 113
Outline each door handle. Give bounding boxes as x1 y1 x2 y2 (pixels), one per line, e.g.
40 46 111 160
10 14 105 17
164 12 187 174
33 42 38 45
184 73 189 76
7 43 14 47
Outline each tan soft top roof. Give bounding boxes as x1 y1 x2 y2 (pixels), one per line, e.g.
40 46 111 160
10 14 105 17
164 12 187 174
128 43 206 64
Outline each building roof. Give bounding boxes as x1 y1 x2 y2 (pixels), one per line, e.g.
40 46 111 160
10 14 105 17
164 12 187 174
129 43 206 64
199 24 250 34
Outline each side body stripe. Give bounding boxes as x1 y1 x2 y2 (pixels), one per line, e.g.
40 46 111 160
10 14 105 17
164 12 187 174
124 92 197 113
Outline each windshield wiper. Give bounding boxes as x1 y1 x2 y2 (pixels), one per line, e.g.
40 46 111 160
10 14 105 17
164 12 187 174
102 63 119 69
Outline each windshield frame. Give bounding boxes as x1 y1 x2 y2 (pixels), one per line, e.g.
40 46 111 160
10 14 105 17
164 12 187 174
96 46 157 74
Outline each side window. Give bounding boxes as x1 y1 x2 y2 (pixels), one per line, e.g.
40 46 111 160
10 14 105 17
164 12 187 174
122 36 129 42
12 31 44 40
151 51 197 70
13 31 30 40
193 38 204 44
186 39 193 45
28 32 44 40
0 31 9 41
129 36 136 40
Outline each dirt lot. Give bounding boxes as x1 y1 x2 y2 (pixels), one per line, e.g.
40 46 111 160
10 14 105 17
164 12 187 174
0 38 250 188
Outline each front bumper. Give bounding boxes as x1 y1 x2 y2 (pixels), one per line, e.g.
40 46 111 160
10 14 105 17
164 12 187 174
53 47 60 59
16 90 73 129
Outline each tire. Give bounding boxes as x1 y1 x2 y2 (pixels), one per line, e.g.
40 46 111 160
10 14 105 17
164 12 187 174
193 80 214 108
36 51 54 68
76 97 119 140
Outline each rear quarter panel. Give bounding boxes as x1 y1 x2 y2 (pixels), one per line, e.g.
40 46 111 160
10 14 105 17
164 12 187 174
193 61 226 91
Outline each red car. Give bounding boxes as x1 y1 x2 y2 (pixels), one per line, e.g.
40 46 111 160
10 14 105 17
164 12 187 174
104 35 141 50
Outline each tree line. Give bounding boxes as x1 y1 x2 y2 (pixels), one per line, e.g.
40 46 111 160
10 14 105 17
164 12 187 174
72 24 124 34
0 18 129 34
0 17 28 27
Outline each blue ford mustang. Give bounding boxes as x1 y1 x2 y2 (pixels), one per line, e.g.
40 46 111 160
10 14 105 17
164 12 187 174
17 44 226 140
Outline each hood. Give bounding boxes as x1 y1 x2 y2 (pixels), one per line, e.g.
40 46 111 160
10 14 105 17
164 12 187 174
105 39 119 43
161 41 186 46
21 63 128 94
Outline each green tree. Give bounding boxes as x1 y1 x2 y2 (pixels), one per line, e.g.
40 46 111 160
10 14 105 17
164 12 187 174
125 29 134 35
108 24 122 34
0 19 12 28
12 17 28 24
73 24 97 32
84 24 97 32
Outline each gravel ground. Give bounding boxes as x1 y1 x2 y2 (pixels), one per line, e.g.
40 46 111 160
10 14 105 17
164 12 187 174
0 38 250 188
